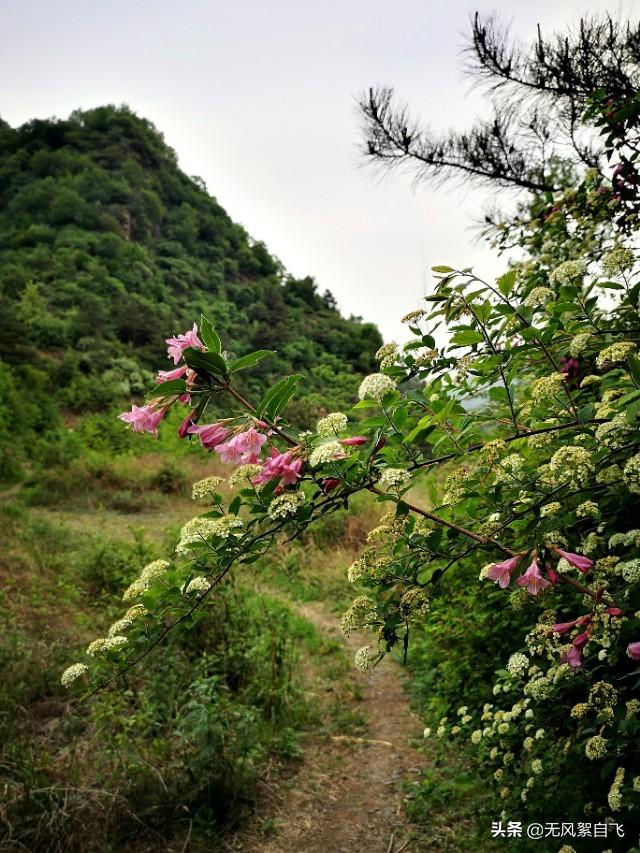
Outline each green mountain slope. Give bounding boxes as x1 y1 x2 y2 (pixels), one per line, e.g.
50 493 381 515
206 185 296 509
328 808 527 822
0 105 381 475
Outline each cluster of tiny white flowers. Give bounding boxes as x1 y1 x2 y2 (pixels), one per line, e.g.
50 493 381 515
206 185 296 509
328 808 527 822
620 559 640 583
316 412 348 436
531 373 566 404
375 342 398 361
340 595 378 636
549 259 586 284
569 332 592 357
402 308 426 324
596 341 636 368
493 454 525 485
123 559 170 600
411 349 438 368
228 463 262 486
358 373 396 402
623 452 640 494
399 587 430 619
585 735 608 760
354 645 372 674
268 491 305 520
539 446 594 488
184 576 212 595
86 635 128 657
456 354 473 380
309 440 344 467
576 500 599 518
524 286 553 307
191 476 224 500
540 502 561 518
607 767 625 812
378 467 410 490
602 246 634 275
60 663 88 687
595 413 633 449
176 516 243 555
108 616 135 636
507 652 529 678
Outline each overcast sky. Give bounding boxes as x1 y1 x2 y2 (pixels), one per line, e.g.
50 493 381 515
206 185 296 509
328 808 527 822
1 0 625 341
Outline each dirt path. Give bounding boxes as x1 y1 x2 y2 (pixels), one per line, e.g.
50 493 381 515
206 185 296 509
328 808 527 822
232 600 426 853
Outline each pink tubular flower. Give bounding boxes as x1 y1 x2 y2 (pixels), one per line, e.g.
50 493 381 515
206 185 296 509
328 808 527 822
517 557 551 596
606 607 624 617
215 429 267 465
486 555 523 589
253 449 302 487
178 413 195 438
118 404 166 437
550 547 593 574
547 567 559 585
321 478 341 492
157 365 188 383
339 436 367 446
551 619 580 635
165 324 203 364
562 645 584 669
628 642 640 662
187 422 229 450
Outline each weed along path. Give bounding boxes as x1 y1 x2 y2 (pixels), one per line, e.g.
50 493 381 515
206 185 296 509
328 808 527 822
235 599 426 853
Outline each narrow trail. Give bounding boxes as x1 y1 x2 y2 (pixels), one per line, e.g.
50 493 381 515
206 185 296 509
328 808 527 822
233 599 427 853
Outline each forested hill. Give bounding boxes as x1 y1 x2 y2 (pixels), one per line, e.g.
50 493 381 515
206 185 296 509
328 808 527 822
0 105 381 460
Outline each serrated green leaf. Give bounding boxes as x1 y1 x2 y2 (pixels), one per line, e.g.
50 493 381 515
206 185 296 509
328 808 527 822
183 346 228 378
149 378 187 397
257 374 304 419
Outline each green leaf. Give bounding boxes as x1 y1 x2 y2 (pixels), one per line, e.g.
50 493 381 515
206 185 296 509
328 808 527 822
497 270 517 296
257 374 304 419
229 349 276 372
183 346 228 378
628 353 640 388
199 314 222 353
149 378 187 397
432 265 454 273
451 329 484 347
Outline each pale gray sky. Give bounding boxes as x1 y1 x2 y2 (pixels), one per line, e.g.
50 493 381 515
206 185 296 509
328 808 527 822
1 0 622 340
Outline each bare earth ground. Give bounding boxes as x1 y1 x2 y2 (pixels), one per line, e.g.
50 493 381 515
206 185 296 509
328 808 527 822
228 600 427 853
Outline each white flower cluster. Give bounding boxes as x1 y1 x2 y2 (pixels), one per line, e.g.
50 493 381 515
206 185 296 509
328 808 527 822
531 373 565 404
399 587 430 619
620 559 640 583
549 259 586 284
123 559 170 600
608 767 625 812
608 529 640 550
268 491 305 520
540 502 561 518
494 453 525 485
569 332 592 357
184 576 212 595
402 309 426 324
316 412 348 436
191 476 224 500
623 452 640 494
86 635 128 657
576 500 599 518
602 246 634 275
375 342 398 361
378 467 410 490
340 595 378 636
358 373 396 402
596 341 636 368
539 446 594 489
595 413 633 449
507 653 529 678
585 735 608 760
228 464 262 486
309 440 344 467
176 516 243 555
60 663 88 687
524 287 553 307
354 645 372 674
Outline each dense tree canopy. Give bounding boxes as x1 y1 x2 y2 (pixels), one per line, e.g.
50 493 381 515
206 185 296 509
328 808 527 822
0 105 381 475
